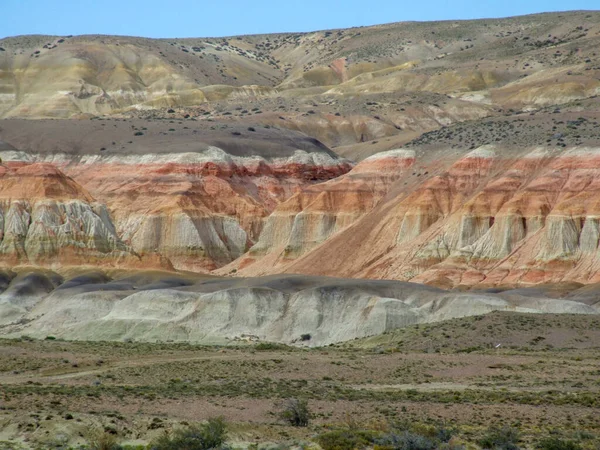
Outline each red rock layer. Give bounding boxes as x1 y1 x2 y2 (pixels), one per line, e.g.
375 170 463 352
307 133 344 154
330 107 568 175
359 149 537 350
263 146 600 288
55 157 352 271
0 162 148 268
227 150 416 275
0 162 93 201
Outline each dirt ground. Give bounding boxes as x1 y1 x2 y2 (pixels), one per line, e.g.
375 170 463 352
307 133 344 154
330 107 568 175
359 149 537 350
0 312 598 448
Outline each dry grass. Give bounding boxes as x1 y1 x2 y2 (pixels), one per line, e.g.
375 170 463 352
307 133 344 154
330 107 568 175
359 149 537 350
0 312 598 448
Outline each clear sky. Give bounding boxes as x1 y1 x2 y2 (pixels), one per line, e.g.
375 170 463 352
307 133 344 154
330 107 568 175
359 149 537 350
1 0 598 39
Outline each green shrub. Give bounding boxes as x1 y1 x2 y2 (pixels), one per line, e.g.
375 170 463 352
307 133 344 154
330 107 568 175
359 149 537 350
376 431 436 450
317 429 379 450
86 427 121 450
279 398 310 427
255 342 290 351
149 417 229 450
435 426 456 443
479 426 520 450
0 442 25 449
536 437 582 450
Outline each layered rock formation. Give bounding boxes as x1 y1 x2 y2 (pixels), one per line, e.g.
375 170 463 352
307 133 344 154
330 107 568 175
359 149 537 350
2 12 600 292
60 149 349 271
226 149 416 275
7 116 600 288
2 11 599 120
0 125 351 271
273 143 600 288
0 271 596 345
0 161 139 268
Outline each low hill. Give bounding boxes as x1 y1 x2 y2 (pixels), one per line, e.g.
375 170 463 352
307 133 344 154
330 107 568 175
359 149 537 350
0 270 597 345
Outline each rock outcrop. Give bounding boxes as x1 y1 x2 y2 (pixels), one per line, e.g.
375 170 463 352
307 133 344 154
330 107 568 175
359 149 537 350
0 271 596 345
0 162 138 268
60 149 350 271
272 144 600 288
226 149 415 275
0 126 352 271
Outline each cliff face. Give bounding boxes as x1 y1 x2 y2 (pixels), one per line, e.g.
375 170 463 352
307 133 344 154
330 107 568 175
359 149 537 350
225 149 416 275
59 150 351 271
8 137 600 287
0 128 352 271
5 113 600 288
0 162 138 267
0 271 595 345
274 144 600 288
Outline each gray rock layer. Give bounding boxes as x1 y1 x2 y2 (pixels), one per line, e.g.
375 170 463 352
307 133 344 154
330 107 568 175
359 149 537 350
0 272 596 345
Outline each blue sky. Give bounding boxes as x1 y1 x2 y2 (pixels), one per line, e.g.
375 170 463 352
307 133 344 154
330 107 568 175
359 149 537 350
1 0 598 39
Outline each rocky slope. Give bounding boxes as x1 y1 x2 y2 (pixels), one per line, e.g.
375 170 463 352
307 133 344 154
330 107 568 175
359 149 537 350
0 270 596 345
1 11 600 290
0 122 351 271
2 11 599 123
224 149 416 274
0 157 142 269
269 110 600 288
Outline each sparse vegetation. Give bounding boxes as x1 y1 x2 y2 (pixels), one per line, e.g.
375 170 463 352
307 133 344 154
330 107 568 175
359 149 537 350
0 322 597 447
254 342 290 351
318 429 379 450
536 437 583 450
279 398 310 427
86 426 122 450
376 430 437 450
479 426 521 450
149 418 229 450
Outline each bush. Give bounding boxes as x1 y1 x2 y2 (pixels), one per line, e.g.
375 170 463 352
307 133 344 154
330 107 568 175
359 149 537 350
86 427 121 450
279 398 310 427
479 426 520 450
376 431 437 450
436 426 455 443
536 437 582 450
318 430 379 450
254 342 290 351
149 417 229 450
409 423 455 443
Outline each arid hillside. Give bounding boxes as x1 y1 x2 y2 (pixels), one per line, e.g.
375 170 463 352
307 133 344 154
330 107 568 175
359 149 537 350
1 11 599 121
1 12 600 449
0 268 596 346
1 11 600 291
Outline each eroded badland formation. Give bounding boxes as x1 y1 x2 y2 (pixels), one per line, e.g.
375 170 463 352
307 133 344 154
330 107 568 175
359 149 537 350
2 11 600 450
0 11 600 344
